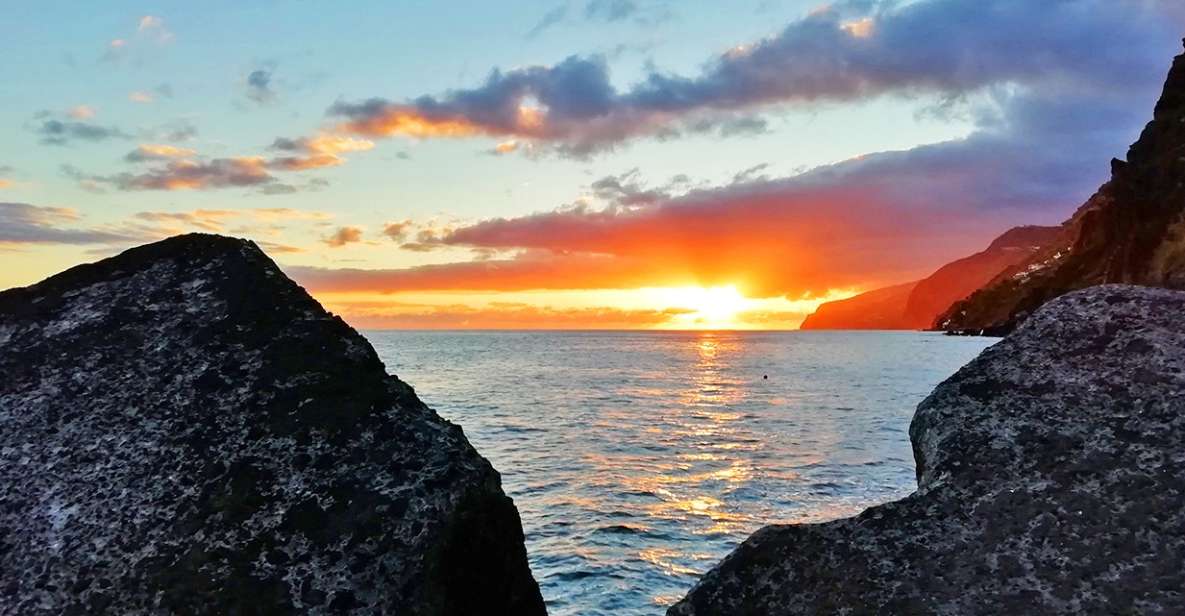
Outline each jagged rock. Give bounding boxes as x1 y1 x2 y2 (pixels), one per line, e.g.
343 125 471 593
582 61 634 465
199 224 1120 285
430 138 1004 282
0 234 545 615
671 285 1185 615
939 42 1185 334
800 226 1057 330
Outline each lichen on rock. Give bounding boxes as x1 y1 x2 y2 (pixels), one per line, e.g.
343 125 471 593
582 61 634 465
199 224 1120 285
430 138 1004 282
0 234 546 615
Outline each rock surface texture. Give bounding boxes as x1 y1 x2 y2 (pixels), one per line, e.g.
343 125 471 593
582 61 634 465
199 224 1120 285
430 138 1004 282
940 43 1185 334
671 285 1185 615
0 234 545 615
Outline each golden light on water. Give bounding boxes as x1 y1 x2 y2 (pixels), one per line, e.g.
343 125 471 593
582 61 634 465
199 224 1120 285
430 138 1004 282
359 325 993 611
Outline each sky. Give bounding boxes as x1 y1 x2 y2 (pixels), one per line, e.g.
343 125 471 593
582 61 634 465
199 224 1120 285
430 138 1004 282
2 0 1183 329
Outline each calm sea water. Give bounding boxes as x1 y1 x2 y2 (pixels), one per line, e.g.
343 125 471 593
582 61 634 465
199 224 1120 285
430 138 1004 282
366 331 994 615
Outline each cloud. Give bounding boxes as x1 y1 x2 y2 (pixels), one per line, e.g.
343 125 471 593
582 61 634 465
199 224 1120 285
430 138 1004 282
258 241 304 254
731 163 770 184
36 117 131 146
137 15 173 43
438 89 1163 297
290 250 669 293
138 15 163 31
316 298 695 330
129 91 154 103
526 4 569 38
528 1 667 38
259 183 298 195
124 144 197 162
246 68 277 104
329 0 1179 156
323 226 364 247
0 202 324 253
101 39 127 62
382 220 414 242
69 132 363 193
101 16 172 62
267 133 374 170
0 180 12 189
298 44 1182 299
154 119 198 142
589 167 673 206
68 105 95 119
132 209 238 232
0 203 145 248
491 140 520 155
130 207 330 236
584 0 639 22
74 157 274 191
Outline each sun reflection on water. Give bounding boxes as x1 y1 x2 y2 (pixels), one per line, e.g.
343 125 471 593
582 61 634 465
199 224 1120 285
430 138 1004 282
366 329 997 615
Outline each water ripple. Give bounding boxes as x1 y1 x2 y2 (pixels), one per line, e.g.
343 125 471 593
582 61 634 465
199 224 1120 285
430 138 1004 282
368 330 991 615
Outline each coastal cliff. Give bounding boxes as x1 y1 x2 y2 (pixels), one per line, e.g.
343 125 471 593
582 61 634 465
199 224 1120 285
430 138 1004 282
939 42 1185 334
800 226 1057 330
798 281 917 330
671 285 1185 614
0 234 546 615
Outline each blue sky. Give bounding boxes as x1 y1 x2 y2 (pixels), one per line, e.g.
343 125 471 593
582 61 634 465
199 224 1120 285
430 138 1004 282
2 1 1183 327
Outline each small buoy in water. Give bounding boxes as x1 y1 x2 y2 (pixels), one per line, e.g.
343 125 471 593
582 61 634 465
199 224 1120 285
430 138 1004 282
763 375 768 380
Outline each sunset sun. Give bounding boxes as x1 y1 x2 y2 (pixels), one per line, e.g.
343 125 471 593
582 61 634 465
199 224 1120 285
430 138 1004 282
657 285 751 329
2 3 1182 615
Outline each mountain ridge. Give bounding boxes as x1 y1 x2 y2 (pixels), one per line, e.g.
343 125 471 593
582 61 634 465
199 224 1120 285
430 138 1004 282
938 41 1185 333
800 225 1058 330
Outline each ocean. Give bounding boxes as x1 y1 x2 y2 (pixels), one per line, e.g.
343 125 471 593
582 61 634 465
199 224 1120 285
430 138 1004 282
366 330 994 615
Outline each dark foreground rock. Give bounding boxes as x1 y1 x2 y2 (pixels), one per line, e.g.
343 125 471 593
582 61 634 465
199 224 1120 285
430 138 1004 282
0 234 545 615
671 285 1185 615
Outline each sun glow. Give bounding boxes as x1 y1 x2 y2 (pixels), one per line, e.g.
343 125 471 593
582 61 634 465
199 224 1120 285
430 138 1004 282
310 286 861 330
652 285 751 329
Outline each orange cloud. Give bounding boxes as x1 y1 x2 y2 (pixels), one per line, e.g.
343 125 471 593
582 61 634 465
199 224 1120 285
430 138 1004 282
323 226 364 248
126 144 196 162
257 240 304 254
305 134 374 155
319 299 693 330
289 251 697 294
134 209 238 232
168 157 267 190
0 179 11 189
382 220 413 241
841 17 875 38
269 154 344 171
132 207 331 235
267 133 375 170
129 91 154 103
247 208 333 223
309 285 842 330
335 105 484 139
289 148 1022 300
438 195 980 297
